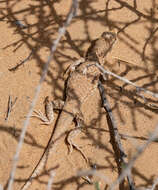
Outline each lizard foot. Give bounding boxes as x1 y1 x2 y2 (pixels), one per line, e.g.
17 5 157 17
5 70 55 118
32 96 64 125
67 113 88 163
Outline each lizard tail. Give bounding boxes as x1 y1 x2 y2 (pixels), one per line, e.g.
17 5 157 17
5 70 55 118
20 152 47 190
20 140 55 190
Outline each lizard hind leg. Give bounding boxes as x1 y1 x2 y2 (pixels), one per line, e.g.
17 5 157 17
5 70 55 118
66 113 88 163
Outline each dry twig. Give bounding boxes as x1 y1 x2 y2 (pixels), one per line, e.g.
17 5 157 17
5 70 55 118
8 50 34 72
109 125 158 190
98 79 135 190
0 184 3 190
84 61 158 99
95 62 158 98
150 177 158 190
7 1 78 190
5 96 18 121
46 171 56 190
77 126 158 190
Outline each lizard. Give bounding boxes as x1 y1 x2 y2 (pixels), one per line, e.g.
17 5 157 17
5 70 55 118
20 29 117 190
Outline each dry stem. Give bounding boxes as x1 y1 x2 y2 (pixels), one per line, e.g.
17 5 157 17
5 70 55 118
7 1 78 190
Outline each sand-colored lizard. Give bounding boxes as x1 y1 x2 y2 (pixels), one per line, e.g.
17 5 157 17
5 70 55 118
20 30 117 190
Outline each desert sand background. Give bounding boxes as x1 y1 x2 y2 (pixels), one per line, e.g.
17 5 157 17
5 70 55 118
0 0 158 190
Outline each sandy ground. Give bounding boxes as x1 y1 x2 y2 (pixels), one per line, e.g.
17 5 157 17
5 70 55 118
0 0 158 190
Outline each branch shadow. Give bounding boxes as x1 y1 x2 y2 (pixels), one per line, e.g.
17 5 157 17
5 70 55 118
1 0 158 189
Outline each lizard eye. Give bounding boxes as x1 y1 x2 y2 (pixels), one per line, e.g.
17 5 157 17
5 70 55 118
102 32 116 43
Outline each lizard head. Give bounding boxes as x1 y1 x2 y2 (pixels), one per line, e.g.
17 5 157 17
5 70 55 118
85 29 117 63
101 30 117 46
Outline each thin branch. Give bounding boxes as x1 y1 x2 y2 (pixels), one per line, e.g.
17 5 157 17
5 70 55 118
47 171 56 190
7 1 78 190
149 177 158 190
109 125 158 190
98 80 135 190
94 62 158 98
5 96 18 121
8 50 34 72
77 126 158 190
0 184 3 190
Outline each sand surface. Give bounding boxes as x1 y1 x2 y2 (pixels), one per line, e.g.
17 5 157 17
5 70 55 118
0 0 158 190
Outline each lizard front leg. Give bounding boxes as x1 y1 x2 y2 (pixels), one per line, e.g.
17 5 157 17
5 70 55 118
32 96 64 125
64 57 85 78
